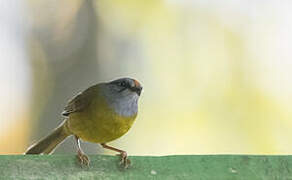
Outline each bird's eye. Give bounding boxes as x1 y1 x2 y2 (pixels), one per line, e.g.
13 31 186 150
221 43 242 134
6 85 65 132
120 81 126 87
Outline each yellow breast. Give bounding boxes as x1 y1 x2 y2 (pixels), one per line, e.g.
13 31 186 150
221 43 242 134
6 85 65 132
67 92 137 143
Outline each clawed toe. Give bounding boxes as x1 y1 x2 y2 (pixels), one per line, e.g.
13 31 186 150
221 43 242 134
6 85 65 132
101 143 131 169
77 150 90 167
119 151 131 168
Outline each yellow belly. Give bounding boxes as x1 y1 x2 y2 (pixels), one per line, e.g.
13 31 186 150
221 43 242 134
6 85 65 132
66 94 137 143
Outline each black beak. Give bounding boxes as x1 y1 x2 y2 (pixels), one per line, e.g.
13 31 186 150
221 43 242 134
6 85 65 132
131 86 142 96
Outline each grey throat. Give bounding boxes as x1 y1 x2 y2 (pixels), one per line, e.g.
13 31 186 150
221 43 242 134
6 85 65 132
101 84 139 117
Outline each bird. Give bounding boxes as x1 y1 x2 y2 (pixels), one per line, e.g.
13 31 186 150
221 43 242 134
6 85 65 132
25 77 143 168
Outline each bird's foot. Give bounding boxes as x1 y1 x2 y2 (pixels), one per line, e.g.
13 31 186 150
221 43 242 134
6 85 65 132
77 150 90 167
119 151 131 169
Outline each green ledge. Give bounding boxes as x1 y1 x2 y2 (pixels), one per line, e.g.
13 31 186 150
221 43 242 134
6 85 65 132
1 155 292 180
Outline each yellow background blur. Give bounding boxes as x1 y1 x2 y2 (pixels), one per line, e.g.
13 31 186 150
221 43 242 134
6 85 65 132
1 0 292 155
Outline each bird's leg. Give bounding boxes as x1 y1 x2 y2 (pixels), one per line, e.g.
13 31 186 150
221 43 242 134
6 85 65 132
75 135 90 167
101 143 130 168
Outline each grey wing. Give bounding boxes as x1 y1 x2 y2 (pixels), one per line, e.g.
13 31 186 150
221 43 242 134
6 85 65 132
62 85 98 116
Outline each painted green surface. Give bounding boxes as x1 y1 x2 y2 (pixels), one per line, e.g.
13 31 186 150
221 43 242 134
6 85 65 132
1 155 292 180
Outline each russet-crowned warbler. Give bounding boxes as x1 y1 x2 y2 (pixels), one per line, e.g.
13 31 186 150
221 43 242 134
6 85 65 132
25 78 143 168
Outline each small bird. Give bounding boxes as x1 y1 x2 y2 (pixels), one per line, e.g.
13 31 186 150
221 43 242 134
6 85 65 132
25 77 143 168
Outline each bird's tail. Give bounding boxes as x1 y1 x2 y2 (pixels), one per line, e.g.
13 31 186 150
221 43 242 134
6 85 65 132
25 121 71 154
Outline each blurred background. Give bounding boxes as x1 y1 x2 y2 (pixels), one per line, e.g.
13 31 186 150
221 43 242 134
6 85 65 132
1 0 292 155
